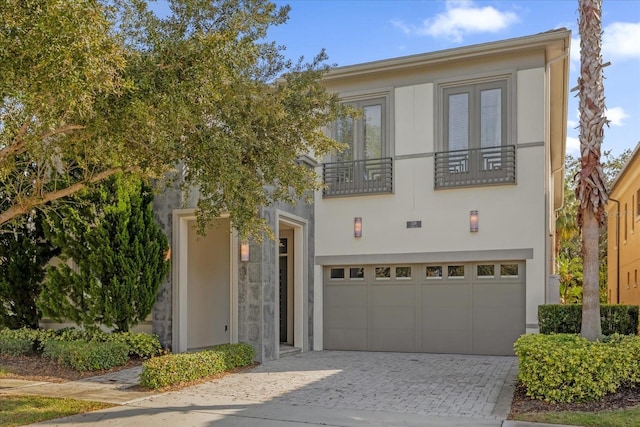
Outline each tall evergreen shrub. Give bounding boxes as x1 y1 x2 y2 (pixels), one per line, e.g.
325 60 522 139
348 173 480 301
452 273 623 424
0 218 56 329
39 174 169 332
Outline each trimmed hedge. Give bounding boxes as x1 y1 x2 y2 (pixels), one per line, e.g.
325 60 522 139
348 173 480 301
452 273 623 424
515 333 640 403
140 343 255 389
48 328 161 359
42 340 130 371
538 304 639 335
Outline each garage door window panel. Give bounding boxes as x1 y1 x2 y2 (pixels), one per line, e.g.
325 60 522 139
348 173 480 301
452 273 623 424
375 266 391 279
500 264 519 278
477 264 495 278
426 265 443 279
330 268 345 280
395 266 411 279
350 267 365 279
447 265 465 279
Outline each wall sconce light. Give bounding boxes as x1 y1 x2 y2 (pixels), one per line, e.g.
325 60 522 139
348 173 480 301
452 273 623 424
240 241 250 261
470 210 479 232
354 217 362 238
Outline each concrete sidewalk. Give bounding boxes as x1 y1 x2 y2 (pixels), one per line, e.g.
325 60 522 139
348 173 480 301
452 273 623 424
0 351 575 427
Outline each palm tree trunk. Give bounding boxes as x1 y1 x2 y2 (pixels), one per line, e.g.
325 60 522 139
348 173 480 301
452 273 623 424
577 0 607 341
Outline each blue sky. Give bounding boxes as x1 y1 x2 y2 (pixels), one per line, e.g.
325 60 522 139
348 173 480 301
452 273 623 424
154 0 640 157
266 0 639 158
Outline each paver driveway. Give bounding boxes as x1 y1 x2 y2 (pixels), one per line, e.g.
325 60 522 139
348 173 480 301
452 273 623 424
35 351 518 427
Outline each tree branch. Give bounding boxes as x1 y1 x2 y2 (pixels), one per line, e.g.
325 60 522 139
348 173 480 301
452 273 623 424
0 167 132 226
1 124 86 161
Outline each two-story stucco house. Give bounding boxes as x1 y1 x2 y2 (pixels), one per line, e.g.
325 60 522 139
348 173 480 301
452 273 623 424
313 29 571 356
607 142 640 305
95 29 569 361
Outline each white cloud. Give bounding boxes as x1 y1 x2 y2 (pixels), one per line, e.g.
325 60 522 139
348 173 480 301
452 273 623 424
567 119 578 129
570 37 580 64
391 0 519 42
605 106 629 126
603 22 640 60
569 22 640 65
566 136 580 155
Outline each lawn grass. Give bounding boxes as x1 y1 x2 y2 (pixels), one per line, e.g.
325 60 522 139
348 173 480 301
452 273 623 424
513 405 640 427
0 395 113 427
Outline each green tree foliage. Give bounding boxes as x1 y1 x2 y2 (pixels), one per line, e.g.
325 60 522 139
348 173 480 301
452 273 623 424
556 150 631 304
0 0 348 238
38 174 169 332
0 218 56 329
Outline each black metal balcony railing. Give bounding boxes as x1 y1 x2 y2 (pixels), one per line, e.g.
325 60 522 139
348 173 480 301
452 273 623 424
323 157 393 197
434 144 516 189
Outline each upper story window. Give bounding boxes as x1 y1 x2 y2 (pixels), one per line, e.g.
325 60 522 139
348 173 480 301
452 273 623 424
435 77 516 189
335 97 387 162
323 95 393 197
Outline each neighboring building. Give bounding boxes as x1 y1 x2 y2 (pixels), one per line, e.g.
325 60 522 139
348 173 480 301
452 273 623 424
607 142 640 305
314 29 571 356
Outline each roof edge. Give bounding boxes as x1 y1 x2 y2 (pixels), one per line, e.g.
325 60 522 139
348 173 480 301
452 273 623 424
610 141 640 194
324 29 571 80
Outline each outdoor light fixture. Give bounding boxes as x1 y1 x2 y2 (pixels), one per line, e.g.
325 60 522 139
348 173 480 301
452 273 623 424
470 210 479 232
240 241 250 261
354 217 362 238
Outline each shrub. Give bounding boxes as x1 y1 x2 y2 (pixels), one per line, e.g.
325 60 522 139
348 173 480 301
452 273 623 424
538 304 639 335
108 332 161 359
0 327 53 353
0 337 33 355
515 333 640 402
140 343 254 389
42 340 129 371
44 328 160 358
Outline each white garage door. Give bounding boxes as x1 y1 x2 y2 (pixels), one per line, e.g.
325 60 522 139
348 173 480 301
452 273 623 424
324 262 525 356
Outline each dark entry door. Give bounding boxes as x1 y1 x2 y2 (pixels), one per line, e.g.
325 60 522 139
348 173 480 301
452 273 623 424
279 255 288 342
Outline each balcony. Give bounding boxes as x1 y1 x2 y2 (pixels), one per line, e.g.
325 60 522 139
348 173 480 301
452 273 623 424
323 157 393 197
434 144 516 189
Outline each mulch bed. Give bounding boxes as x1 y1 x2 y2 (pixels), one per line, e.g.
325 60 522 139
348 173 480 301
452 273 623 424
508 382 640 418
0 354 143 383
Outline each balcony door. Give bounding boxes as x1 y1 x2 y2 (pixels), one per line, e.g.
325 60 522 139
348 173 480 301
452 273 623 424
335 98 385 163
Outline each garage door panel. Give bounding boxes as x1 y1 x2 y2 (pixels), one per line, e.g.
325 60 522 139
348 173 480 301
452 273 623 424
473 307 522 326
324 328 368 351
422 285 469 308
422 307 469 329
371 328 415 352
370 285 415 305
371 306 415 329
324 306 367 329
324 261 524 355
422 329 470 354
325 285 367 306
473 284 523 307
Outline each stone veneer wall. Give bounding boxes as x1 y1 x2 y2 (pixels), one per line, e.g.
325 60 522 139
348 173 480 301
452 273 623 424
237 197 315 362
150 185 182 350
151 180 315 359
